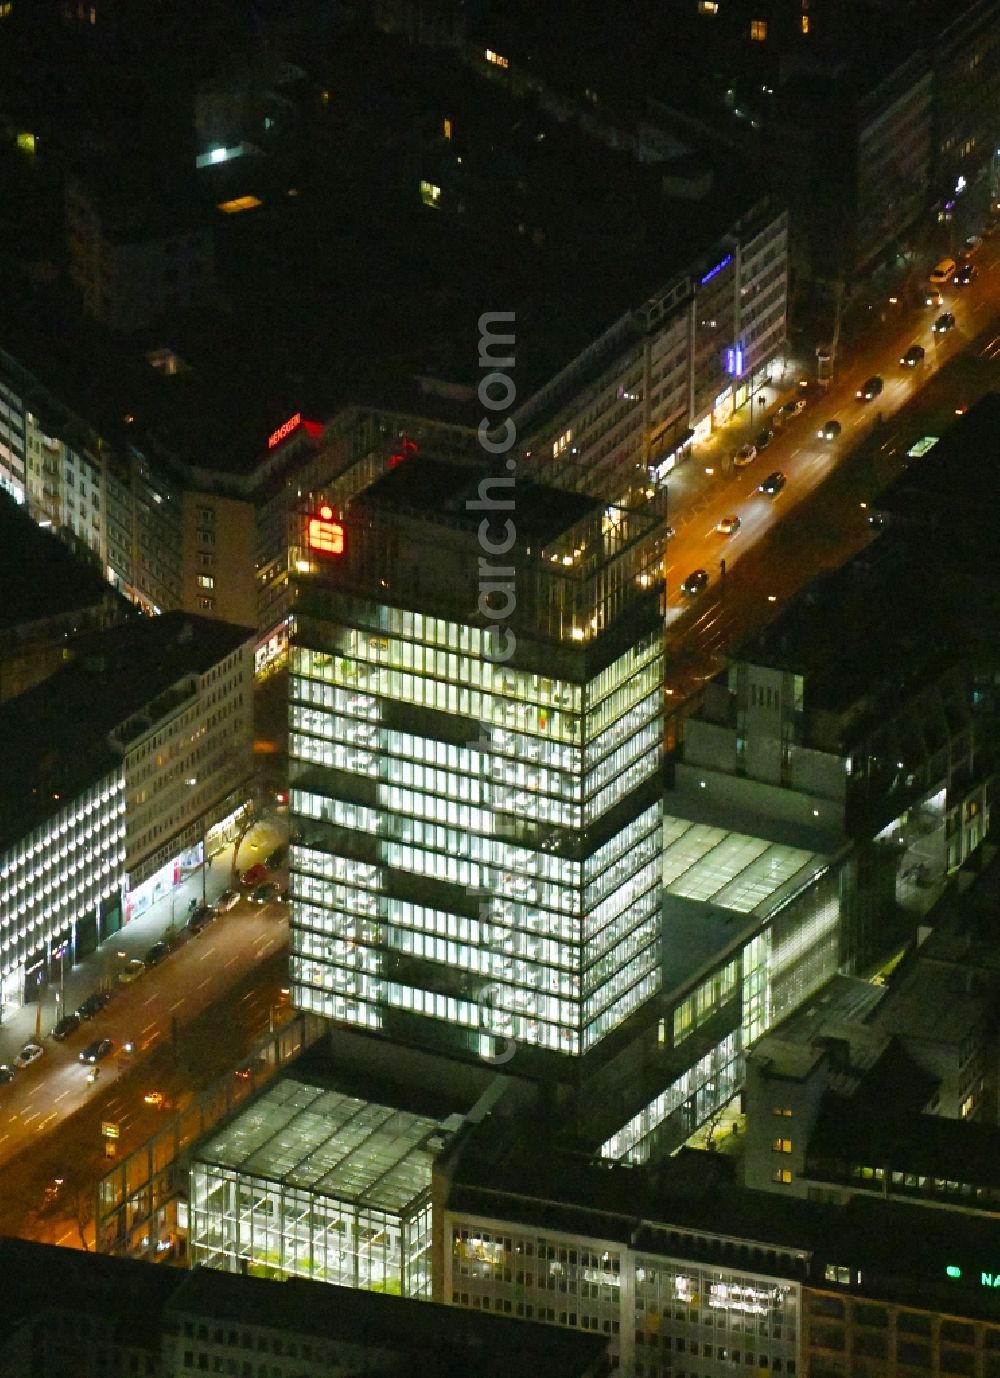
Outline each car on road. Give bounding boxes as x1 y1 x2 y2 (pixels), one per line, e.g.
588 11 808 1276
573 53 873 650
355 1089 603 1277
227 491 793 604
755 428 774 451
214 889 241 913
733 444 757 467
144 941 169 967
953 262 976 286
716 515 742 536
264 846 286 871
187 904 214 935
117 958 145 984
818 419 842 441
235 1055 268 1082
15 1042 44 1069
665 524 676 540
240 863 268 889
934 312 956 334
279 887 290 903
681 569 710 597
918 288 944 309
251 881 280 905
779 398 807 419
0 1065 13 1085
856 375 883 401
962 234 983 257
52 1013 81 1041
900 344 925 367
77 991 110 1020
79 1038 114 1064
759 471 787 496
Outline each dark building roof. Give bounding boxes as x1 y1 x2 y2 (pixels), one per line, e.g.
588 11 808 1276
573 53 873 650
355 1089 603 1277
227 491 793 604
0 611 253 850
810 1102 1000 1192
0 1236 176 1349
0 493 123 633
167 1267 609 1378
353 456 599 545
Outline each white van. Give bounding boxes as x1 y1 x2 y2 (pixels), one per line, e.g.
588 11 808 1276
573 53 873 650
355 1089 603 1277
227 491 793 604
928 258 957 285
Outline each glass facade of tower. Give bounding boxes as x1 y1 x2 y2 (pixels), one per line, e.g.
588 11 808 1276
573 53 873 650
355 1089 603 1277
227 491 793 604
287 457 664 1059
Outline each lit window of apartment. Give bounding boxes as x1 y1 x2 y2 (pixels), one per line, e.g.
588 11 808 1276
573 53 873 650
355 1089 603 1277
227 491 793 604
443 117 453 140
196 575 215 590
773 1168 793 1184
772 1106 793 1117
801 14 809 32
750 19 767 39
773 1137 792 1153
198 597 215 611
698 0 719 11
824 1265 852 1284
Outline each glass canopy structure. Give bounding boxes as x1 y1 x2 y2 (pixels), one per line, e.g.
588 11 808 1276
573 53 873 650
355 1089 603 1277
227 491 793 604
189 1079 447 1297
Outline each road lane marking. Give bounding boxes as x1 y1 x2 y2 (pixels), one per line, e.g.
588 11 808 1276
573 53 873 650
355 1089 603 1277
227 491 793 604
169 1000 185 1012
36 1112 58 1132
21 1111 39 1125
53 1089 71 1104
141 1021 157 1034
196 977 212 991
56 1228 74 1245
225 954 241 968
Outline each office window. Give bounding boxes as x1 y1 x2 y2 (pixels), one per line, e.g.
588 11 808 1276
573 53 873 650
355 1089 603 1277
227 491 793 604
773 1168 793 1184
750 18 767 39
773 1137 792 1153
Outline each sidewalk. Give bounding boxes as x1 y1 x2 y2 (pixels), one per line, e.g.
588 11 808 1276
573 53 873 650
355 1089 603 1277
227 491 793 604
0 814 287 1062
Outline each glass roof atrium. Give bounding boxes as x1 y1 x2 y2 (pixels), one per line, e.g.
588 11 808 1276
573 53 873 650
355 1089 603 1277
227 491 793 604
196 1078 444 1214
662 816 825 914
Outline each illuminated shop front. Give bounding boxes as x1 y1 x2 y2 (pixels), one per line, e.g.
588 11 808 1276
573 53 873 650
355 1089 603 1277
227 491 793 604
189 1079 447 1298
287 457 665 1058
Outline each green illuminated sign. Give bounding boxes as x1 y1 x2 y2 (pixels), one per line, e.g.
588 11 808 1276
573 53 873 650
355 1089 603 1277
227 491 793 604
946 1266 962 1280
983 1273 1000 1289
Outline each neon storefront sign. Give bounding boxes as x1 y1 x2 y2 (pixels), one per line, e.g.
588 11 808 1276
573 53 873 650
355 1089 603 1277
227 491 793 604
307 505 345 556
268 412 302 449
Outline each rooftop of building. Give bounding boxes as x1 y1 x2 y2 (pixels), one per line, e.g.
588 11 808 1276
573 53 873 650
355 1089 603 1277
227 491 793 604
810 1102 1000 1192
166 1268 609 1377
728 396 1000 718
352 455 599 546
661 812 828 918
0 611 253 852
1 4 770 478
0 494 123 633
0 1235 177 1348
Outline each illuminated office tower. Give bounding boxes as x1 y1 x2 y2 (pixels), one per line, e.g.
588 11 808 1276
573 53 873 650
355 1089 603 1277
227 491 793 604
287 456 664 1062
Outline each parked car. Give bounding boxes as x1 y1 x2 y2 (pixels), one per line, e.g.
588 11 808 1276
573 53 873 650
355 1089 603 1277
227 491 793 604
900 344 925 367
144 941 169 968
235 1055 268 1082
755 428 774 451
278 887 291 903
856 376 883 401
77 991 110 1020
187 904 214 935
0 1065 13 1085
79 1038 114 1064
15 1042 44 1069
933 312 956 334
681 569 710 596
665 524 676 541
759 471 787 496
251 881 280 905
779 398 807 418
953 262 976 286
264 846 286 871
733 444 757 467
716 515 742 536
214 889 241 913
52 1013 81 1041
962 234 983 257
818 420 842 441
117 959 145 985
240 863 268 889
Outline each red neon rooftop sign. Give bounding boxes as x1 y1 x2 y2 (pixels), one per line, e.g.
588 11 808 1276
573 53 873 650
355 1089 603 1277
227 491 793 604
268 412 302 449
307 505 345 556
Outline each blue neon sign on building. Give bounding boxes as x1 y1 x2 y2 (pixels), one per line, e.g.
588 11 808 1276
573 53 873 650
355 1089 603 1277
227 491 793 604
700 254 732 286
725 345 744 378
